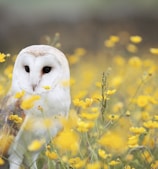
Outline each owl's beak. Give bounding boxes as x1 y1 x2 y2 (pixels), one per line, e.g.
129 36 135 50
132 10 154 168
32 84 37 91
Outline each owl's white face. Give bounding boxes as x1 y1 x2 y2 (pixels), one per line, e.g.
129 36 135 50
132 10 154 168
11 45 70 95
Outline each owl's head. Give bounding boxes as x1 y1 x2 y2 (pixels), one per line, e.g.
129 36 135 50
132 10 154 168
11 45 70 94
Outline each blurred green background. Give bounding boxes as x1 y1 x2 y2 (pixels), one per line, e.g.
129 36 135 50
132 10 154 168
0 0 158 53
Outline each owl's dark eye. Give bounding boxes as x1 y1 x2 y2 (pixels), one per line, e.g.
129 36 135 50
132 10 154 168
42 66 52 74
24 65 30 73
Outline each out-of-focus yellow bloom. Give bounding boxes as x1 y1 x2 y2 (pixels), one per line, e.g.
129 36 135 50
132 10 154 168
104 35 120 47
150 48 158 55
136 95 149 108
99 131 127 153
113 55 125 66
95 82 101 88
80 111 99 120
86 161 102 169
53 128 79 155
141 111 150 121
0 157 5 166
91 93 102 101
109 159 121 166
124 165 134 169
68 55 80 64
141 150 153 164
20 95 41 110
111 76 123 87
4 65 13 79
77 119 94 132
143 120 158 129
74 48 86 56
28 139 45 152
151 160 158 169
45 150 58 160
128 56 142 67
130 36 142 43
106 89 116 95
8 114 23 124
0 53 6 62
112 102 124 113
142 133 155 148
104 40 115 48
154 115 158 121
43 86 51 90
0 85 5 96
68 48 86 65
110 35 120 43
126 44 138 53
14 90 25 99
128 135 139 148
98 149 111 159
73 98 93 108
130 127 146 135
69 157 86 169
108 114 119 121
0 133 14 155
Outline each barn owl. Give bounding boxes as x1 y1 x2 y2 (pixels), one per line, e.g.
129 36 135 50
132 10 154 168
0 45 71 169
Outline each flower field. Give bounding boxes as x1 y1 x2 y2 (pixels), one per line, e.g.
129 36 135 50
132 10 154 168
0 33 158 169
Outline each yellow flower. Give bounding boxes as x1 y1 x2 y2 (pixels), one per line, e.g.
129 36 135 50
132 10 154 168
150 48 158 55
86 161 102 169
0 133 14 155
126 44 138 53
4 65 13 79
77 120 94 132
69 157 86 169
113 56 125 66
106 89 116 95
109 35 120 43
0 157 5 166
53 128 79 154
8 114 23 124
143 120 158 129
141 150 153 163
98 149 110 159
43 86 51 90
20 95 41 110
151 160 158 169
129 127 146 135
95 82 101 88
130 35 142 43
28 139 45 152
0 53 6 62
74 48 86 56
128 56 142 67
128 135 139 148
124 165 134 169
136 95 149 107
111 76 123 87
73 98 93 108
104 40 115 48
98 131 127 153
80 111 99 120
45 150 58 160
0 85 5 96
14 90 25 99
108 114 119 121
109 159 121 166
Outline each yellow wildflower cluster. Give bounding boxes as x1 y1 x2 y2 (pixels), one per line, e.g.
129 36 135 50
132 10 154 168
8 114 23 124
20 95 41 110
0 53 6 63
1 33 158 168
